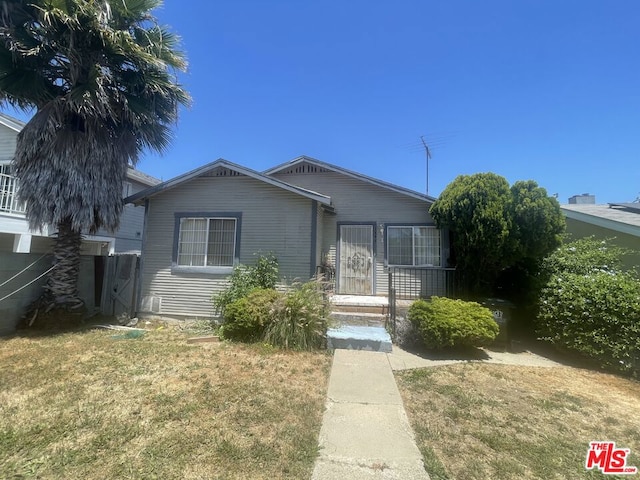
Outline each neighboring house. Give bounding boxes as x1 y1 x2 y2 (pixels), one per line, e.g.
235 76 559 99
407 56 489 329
561 202 640 270
0 112 160 255
128 156 450 319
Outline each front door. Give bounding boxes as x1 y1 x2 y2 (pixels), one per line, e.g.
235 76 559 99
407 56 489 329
338 224 374 295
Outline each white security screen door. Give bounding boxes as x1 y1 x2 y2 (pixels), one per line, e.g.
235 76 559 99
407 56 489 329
338 225 374 295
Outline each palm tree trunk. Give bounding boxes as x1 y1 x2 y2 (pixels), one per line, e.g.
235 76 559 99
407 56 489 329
45 218 84 310
25 218 84 327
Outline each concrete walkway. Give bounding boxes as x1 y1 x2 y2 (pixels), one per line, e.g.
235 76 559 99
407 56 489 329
387 345 561 371
312 349 430 480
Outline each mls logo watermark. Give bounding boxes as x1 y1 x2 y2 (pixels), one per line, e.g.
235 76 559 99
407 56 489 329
585 441 638 475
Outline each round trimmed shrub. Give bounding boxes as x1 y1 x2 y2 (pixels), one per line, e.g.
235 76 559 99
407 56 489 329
220 288 282 342
408 297 499 349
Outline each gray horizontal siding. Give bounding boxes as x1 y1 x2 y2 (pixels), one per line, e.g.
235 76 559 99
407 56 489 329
140 175 314 318
272 170 436 295
0 124 17 163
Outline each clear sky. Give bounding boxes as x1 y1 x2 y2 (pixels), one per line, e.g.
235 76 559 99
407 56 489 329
7 0 640 204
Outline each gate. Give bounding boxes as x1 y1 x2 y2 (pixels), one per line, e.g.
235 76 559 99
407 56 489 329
100 254 139 318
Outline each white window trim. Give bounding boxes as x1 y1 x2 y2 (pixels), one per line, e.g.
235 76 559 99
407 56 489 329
172 213 241 274
387 225 441 267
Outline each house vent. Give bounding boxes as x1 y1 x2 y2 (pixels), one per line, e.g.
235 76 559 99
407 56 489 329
282 163 329 175
203 167 243 177
141 295 161 313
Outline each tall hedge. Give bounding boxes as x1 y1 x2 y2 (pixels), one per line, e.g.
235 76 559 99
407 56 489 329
537 238 640 375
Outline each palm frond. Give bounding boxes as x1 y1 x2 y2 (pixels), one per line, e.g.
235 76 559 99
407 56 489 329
0 0 190 232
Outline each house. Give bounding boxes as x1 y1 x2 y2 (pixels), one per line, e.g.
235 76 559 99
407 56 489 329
128 156 451 320
561 201 640 269
0 112 160 255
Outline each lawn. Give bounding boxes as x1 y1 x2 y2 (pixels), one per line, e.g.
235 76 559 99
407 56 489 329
396 363 640 480
0 324 331 479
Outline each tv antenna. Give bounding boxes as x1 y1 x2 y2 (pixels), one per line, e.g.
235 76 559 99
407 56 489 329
420 135 432 196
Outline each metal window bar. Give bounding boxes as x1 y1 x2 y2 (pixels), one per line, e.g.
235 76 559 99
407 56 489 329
0 172 26 214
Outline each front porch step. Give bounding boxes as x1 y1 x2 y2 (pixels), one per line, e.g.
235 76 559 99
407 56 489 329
331 304 387 315
326 326 392 353
330 311 386 328
329 294 389 315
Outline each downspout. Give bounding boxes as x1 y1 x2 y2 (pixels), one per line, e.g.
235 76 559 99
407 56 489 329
310 200 318 278
134 199 150 316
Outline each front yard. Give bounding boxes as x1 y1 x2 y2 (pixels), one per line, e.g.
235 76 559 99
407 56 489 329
396 363 640 480
0 325 331 479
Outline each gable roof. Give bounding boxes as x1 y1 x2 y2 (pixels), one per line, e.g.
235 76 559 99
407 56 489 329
561 203 640 237
126 158 333 206
264 155 437 203
0 112 26 132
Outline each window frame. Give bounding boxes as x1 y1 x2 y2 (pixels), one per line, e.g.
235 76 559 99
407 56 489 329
385 224 442 267
172 212 242 274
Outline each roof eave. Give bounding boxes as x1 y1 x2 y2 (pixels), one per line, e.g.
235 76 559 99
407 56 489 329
125 159 332 207
265 155 436 203
0 112 26 132
561 208 640 237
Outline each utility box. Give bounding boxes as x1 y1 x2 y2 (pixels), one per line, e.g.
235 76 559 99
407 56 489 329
483 298 514 348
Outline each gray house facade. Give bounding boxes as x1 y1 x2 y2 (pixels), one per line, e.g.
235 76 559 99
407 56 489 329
129 156 446 319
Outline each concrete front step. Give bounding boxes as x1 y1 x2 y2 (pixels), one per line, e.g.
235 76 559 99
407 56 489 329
327 326 392 353
330 294 389 316
330 304 387 315
330 311 386 328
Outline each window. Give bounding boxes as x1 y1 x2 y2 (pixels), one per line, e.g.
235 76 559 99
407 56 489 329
387 226 441 267
177 217 237 267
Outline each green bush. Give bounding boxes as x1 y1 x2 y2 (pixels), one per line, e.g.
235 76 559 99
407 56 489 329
537 252 640 375
212 253 279 316
408 297 499 349
541 236 627 278
219 288 282 342
264 280 328 350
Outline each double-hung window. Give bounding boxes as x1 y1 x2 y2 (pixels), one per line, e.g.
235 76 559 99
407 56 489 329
387 226 441 267
177 217 238 267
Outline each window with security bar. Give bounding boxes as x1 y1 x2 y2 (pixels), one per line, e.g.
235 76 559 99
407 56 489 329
387 226 441 267
177 217 237 267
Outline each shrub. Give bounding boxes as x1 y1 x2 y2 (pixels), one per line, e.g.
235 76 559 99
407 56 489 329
540 236 627 278
219 288 282 342
537 264 640 376
212 253 279 316
264 280 328 350
408 297 499 349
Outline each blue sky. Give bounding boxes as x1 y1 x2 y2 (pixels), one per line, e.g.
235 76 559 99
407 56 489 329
7 0 640 203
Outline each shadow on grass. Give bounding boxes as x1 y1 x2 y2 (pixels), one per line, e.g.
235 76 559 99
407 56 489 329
401 343 492 361
8 314 118 339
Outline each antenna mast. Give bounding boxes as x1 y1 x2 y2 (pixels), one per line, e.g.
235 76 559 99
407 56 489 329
420 135 432 196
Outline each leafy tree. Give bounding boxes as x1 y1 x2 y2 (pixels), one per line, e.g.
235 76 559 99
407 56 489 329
0 0 190 324
430 173 565 299
430 173 512 295
497 180 566 304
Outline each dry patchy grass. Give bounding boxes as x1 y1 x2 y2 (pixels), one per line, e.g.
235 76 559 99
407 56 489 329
0 326 331 479
397 364 640 480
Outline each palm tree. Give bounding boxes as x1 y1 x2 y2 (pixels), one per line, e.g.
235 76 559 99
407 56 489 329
0 0 190 324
